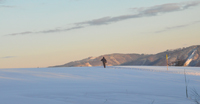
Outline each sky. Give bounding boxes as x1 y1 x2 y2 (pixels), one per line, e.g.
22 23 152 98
1 0 200 68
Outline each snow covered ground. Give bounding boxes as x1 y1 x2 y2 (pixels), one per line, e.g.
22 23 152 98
0 66 200 104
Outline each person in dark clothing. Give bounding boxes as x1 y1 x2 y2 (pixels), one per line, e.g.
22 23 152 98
101 57 107 68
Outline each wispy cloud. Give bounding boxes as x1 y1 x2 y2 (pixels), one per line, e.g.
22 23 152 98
5 1 200 36
0 0 15 8
37 26 84 34
0 5 15 8
1 56 16 59
155 20 200 33
77 1 200 26
6 26 84 36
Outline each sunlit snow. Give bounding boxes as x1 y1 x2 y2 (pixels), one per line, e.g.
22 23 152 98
0 66 200 104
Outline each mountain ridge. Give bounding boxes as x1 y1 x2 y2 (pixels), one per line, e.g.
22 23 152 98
50 45 200 67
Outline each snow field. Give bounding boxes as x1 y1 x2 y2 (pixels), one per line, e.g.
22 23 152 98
0 66 200 104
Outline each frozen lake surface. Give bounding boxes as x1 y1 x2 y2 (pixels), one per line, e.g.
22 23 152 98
0 66 200 104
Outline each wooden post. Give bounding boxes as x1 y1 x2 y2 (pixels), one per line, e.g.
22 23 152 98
166 54 168 71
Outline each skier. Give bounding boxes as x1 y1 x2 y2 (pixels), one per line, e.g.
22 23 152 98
101 57 107 68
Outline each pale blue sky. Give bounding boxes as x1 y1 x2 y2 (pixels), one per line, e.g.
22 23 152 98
1 0 200 68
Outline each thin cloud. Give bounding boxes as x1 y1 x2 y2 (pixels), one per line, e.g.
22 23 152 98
0 0 15 8
37 26 84 34
5 26 84 36
5 1 200 36
76 14 143 26
0 5 15 8
155 20 200 33
1 56 16 59
7 31 33 36
78 1 200 26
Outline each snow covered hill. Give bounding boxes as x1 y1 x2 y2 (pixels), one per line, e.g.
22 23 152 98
184 49 197 66
51 45 200 67
0 66 200 104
